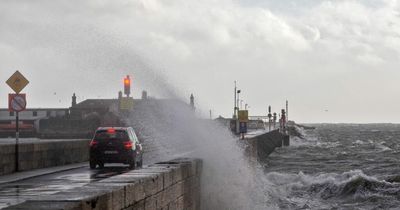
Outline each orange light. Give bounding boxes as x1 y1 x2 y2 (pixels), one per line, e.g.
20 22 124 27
124 75 131 96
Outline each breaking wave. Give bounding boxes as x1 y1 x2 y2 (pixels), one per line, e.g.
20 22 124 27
264 170 400 209
265 124 400 209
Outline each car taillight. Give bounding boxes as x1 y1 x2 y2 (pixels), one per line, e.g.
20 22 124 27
89 140 98 147
123 141 132 150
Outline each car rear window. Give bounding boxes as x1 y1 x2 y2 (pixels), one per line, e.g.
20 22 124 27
94 130 129 141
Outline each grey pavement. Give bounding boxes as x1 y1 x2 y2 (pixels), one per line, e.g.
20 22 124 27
0 164 135 209
0 163 87 185
0 133 189 209
0 136 165 209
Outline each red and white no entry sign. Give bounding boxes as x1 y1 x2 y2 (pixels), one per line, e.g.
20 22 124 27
8 94 26 112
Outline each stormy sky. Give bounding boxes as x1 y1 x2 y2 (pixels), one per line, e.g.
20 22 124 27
0 0 399 123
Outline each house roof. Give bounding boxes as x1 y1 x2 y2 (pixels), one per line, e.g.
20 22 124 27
73 99 118 109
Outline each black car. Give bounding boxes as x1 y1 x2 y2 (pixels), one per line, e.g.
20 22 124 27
89 127 143 169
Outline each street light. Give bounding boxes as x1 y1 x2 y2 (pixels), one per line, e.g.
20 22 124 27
233 81 237 118
236 89 241 135
233 82 242 118
237 90 241 111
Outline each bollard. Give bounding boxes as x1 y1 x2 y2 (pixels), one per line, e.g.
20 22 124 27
283 135 290 146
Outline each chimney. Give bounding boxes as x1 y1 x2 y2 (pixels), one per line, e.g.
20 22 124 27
72 93 77 107
142 90 148 100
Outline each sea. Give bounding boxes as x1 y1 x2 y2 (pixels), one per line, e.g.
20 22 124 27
263 124 400 209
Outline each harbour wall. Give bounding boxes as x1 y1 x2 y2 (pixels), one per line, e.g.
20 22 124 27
5 158 202 210
0 139 90 176
245 130 289 162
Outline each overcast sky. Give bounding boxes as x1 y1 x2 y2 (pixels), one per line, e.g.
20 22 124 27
1 0 399 123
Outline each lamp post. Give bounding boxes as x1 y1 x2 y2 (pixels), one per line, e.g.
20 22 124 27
233 81 237 119
236 89 241 134
237 90 241 111
268 106 272 131
286 100 289 123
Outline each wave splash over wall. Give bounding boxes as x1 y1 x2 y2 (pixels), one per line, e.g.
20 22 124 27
127 99 274 209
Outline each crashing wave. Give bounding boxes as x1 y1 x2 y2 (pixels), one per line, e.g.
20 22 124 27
264 170 400 208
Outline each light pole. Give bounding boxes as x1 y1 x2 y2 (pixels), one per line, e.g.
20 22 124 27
237 90 241 111
236 89 241 134
268 106 272 131
286 100 289 123
233 81 237 119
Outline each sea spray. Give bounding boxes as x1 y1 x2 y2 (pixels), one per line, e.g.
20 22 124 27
127 98 272 209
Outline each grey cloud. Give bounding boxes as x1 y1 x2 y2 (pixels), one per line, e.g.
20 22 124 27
0 0 399 122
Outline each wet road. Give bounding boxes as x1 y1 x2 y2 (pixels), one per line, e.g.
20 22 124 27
0 136 159 209
0 132 190 209
0 165 134 209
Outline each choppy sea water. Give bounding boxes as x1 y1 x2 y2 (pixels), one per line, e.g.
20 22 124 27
263 124 400 210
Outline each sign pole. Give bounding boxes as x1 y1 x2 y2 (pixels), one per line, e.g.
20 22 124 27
6 70 30 173
15 111 19 172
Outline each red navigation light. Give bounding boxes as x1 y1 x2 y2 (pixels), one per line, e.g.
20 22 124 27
124 75 131 96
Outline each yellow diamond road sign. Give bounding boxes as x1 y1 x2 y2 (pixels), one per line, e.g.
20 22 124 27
6 71 29 94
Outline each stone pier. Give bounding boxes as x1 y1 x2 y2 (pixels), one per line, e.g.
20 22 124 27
5 158 202 210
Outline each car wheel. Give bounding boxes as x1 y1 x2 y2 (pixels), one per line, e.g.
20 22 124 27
137 155 143 168
129 158 136 170
98 162 104 169
89 161 96 169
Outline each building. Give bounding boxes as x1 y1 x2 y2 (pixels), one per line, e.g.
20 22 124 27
0 108 69 137
70 99 119 119
0 91 195 138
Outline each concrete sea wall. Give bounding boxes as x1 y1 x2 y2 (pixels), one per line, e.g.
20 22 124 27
6 158 202 210
39 118 100 139
245 130 288 162
0 139 90 176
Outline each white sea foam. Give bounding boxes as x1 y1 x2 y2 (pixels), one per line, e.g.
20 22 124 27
376 142 392 152
262 169 398 209
354 140 365 145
